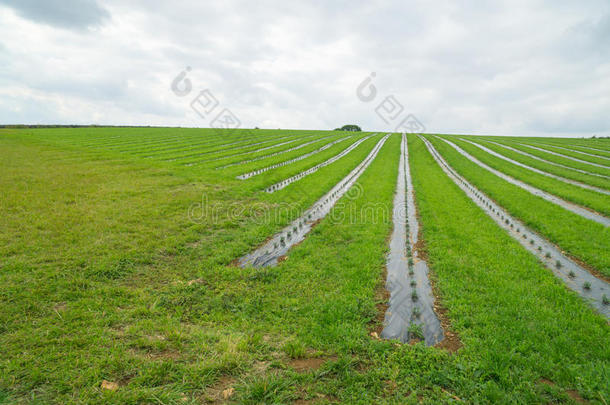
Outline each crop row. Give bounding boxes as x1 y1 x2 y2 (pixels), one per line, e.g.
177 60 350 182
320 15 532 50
425 136 610 276
422 136 609 317
479 137 610 177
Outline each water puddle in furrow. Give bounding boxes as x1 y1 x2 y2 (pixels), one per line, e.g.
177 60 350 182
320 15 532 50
421 137 610 319
237 135 389 267
484 141 610 180
532 143 610 161
517 143 610 169
216 135 339 169
459 139 610 195
159 134 297 160
236 136 354 180
381 134 443 345
438 137 610 227
263 134 377 193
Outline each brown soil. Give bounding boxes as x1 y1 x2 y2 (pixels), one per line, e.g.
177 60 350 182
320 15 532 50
202 376 237 404
415 198 462 352
538 379 587 404
371 261 391 337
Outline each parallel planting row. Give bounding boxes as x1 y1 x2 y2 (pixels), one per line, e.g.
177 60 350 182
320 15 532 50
2 127 608 402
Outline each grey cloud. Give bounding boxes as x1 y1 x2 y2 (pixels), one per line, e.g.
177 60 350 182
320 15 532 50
0 0 109 30
0 0 609 136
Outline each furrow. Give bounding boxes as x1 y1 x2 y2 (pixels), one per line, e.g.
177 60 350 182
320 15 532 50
460 139 610 195
263 134 377 193
381 134 443 345
216 134 340 169
529 143 610 160
437 137 610 226
484 140 610 179
236 136 353 180
517 143 610 169
139 135 274 157
165 134 298 162
182 134 318 165
237 134 390 267
421 137 610 318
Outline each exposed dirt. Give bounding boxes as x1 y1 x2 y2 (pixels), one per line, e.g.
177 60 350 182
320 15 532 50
429 274 462 353
289 358 324 373
202 375 237 404
371 263 391 337
414 199 462 352
538 379 587 404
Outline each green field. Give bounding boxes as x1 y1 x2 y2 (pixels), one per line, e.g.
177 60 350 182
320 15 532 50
1 128 609 404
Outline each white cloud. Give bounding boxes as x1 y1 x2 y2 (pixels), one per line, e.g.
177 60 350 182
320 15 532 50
0 0 608 136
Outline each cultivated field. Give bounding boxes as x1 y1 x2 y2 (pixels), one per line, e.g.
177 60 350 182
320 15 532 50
0 128 609 404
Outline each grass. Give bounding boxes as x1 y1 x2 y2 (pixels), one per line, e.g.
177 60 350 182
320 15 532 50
515 142 610 166
0 128 608 403
487 137 610 177
408 134 609 403
426 135 610 277
465 137 610 190
447 137 610 216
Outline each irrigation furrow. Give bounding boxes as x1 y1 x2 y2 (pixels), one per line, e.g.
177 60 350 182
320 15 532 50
165 135 297 163
559 144 610 154
528 143 610 160
138 135 273 157
263 134 377 193
421 137 610 318
381 134 443 345
437 138 610 226
484 141 610 180
181 134 318 165
216 134 340 169
460 139 610 195
517 143 610 169
236 136 353 180
237 135 390 268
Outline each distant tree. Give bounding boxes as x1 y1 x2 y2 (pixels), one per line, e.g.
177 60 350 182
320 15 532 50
337 125 362 132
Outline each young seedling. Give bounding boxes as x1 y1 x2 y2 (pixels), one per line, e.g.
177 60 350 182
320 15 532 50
408 258 414 266
545 252 551 259
408 323 424 340
555 260 562 269
568 270 575 278
583 281 591 290
603 295 609 305
412 306 421 318
410 280 417 287
408 269 414 276
537 246 542 252
411 291 418 301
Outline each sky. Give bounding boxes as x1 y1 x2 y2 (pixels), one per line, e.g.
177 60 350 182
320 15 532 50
0 0 609 137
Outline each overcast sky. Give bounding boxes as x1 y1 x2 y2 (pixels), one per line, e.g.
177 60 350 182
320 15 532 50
0 0 608 136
